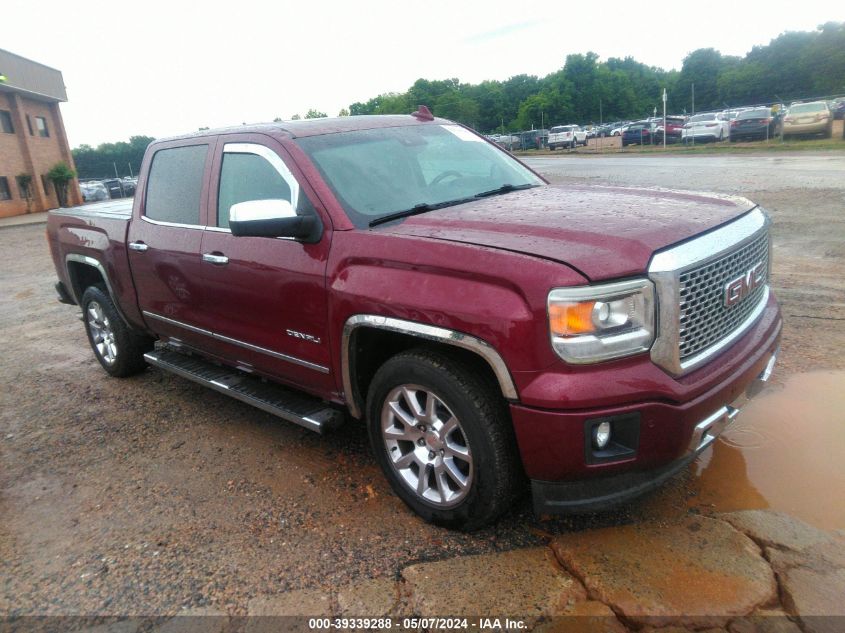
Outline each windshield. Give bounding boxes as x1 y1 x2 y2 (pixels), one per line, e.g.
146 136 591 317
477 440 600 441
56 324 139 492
738 109 771 119
551 126 573 133
690 113 716 122
789 102 827 114
296 124 543 228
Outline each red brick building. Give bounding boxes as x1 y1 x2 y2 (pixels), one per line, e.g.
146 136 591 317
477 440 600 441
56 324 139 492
0 49 82 217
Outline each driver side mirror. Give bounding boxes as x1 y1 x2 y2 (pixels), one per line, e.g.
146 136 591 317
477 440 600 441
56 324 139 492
229 199 321 242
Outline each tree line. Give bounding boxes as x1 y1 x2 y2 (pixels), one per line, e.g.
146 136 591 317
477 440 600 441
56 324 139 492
348 22 845 132
72 22 844 177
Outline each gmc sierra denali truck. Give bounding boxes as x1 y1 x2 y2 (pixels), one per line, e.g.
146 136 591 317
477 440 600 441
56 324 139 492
47 108 782 530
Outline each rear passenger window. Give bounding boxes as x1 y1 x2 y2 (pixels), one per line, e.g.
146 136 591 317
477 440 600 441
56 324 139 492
217 152 292 229
145 145 207 225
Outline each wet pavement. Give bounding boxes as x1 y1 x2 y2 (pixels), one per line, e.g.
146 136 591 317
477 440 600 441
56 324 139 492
2 152 844 617
686 370 845 529
524 152 845 194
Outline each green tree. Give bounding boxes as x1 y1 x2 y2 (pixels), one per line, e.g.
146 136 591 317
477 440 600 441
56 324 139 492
304 109 328 119
16 174 33 213
337 108 350 117
47 162 77 208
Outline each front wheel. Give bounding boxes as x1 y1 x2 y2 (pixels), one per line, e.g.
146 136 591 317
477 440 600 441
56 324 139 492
82 286 152 377
366 349 521 530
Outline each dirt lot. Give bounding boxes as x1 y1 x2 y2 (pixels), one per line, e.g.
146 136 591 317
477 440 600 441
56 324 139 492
2 152 844 617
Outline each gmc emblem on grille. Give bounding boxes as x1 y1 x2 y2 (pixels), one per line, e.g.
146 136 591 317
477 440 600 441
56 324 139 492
723 262 766 307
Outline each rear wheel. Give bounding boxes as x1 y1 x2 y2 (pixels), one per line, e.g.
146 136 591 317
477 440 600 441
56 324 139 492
81 286 152 377
366 349 521 530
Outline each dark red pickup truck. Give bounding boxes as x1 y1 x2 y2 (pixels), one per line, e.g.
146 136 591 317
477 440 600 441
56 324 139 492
47 110 782 529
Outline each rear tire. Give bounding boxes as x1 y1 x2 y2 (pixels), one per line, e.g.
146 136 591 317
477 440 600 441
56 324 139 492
366 349 522 530
81 286 153 377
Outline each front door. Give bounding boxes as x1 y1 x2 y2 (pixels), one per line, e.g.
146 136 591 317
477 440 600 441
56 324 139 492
127 141 214 349
196 135 334 394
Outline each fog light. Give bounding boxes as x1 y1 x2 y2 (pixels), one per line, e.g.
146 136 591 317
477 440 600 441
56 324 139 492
593 421 612 450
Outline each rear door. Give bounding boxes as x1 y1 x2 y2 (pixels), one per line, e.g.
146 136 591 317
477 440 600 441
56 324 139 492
195 134 335 394
127 140 214 348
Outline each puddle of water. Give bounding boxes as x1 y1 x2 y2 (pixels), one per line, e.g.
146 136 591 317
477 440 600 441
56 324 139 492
686 370 845 529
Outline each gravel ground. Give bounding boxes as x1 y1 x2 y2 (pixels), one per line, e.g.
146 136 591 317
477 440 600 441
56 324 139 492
2 152 844 616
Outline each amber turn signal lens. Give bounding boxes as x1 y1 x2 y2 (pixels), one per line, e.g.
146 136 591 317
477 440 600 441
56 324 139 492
549 301 596 336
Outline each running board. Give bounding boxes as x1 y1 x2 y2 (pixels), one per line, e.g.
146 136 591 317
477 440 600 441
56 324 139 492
144 348 343 434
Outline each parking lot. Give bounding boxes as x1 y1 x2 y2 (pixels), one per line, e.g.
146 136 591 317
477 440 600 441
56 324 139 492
2 152 844 618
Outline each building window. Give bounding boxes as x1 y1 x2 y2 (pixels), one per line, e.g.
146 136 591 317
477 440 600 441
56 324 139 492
35 116 49 137
0 110 14 134
41 174 51 196
26 115 34 135
16 175 31 199
0 177 12 201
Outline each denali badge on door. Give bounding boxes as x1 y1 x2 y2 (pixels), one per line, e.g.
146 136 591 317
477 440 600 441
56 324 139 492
723 261 766 307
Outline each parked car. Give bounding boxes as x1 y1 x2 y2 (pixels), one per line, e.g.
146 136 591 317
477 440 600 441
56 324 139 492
80 181 109 202
517 129 549 150
495 134 521 150
729 108 782 142
593 124 614 137
47 110 781 530
121 178 138 197
100 178 129 199
610 123 629 136
682 112 730 143
548 125 587 149
653 116 687 144
783 101 833 138
622 121 656 146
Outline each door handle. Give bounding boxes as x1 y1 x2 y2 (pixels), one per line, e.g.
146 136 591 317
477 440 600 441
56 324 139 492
128 241 148 252
202 252 229 266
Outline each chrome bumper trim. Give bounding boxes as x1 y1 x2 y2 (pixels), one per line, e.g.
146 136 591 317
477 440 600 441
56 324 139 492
688 347 778 454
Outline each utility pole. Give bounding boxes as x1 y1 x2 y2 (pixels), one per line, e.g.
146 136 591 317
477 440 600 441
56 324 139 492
662 88 667 149
691 82 695 115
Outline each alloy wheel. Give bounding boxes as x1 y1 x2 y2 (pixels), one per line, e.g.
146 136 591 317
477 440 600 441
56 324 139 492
87 300 118 365
380 384 473 508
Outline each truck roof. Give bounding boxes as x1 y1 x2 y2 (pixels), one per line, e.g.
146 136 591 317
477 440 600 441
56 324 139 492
155 114 453 143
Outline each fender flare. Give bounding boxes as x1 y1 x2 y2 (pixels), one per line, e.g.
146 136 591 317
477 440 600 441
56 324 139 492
341 314 518 419
65 254 131 325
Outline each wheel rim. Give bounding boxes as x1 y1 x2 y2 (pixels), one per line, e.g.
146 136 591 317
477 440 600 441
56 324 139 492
380 384 473 508
87 301 118 365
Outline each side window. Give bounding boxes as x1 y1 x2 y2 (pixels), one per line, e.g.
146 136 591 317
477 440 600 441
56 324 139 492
217 144 299 229
145 145 207 225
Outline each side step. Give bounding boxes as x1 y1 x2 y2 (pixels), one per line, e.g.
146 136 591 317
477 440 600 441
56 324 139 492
144 348 344 433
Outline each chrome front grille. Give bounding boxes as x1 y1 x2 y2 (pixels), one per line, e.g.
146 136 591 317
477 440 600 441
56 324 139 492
648 207 771 376
678 231 769 360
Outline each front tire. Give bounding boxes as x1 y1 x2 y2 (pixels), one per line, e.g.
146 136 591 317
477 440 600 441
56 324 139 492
81 286 152 377
366 349 521 530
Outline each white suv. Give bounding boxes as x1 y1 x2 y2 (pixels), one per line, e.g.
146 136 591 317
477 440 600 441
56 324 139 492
548 125 587 150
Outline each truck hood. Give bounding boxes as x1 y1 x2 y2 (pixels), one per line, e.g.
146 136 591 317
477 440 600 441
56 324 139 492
381 184 757 281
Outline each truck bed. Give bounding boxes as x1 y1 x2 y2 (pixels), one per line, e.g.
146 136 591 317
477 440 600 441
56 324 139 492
46 198 144 327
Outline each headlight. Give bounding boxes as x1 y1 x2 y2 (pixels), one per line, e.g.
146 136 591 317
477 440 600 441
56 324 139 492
548 279 655 363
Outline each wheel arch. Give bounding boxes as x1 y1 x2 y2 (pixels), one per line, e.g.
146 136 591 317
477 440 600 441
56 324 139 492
342 315 518 419
65 254 130 325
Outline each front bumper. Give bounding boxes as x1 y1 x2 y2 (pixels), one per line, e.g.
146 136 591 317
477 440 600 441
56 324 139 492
529 348 777 514
511 296 782 515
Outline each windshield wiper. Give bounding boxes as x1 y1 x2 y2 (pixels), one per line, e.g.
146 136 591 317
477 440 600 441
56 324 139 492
369 199 473 228
368 184 539 228
473 183 538 199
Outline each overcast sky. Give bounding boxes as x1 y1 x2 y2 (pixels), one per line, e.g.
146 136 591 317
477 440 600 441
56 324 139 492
3 0 839 147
